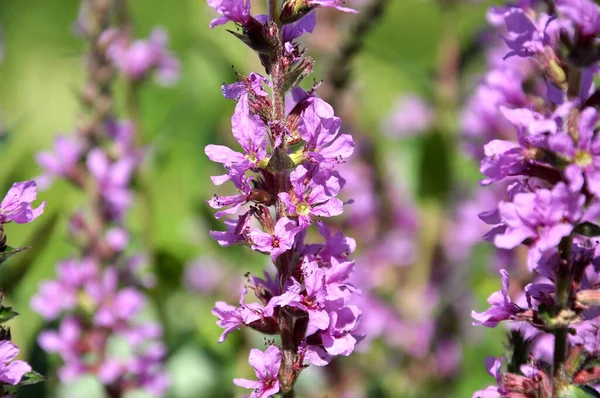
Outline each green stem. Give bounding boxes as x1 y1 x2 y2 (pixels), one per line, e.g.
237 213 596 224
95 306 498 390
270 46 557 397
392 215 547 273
552 234 574 397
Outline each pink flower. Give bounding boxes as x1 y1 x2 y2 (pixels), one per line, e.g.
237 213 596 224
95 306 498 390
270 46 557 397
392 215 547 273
233 346 281 398
249 217 299 261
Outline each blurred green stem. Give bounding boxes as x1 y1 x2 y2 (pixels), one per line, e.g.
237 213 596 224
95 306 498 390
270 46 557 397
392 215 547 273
411 3 459 288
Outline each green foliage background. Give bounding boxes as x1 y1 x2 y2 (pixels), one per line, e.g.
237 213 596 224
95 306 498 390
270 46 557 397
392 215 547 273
0 0 508 396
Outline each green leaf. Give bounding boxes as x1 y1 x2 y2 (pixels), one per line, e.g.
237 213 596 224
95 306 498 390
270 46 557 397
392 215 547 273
0 246 29 265
559 385 600 398
0 305 18 323
575 222 600 237
16 371 48 386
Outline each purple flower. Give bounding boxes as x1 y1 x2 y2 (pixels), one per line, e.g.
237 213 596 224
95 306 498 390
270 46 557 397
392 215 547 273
281 12 317 43
38 316 84 382
36 135 83 188
207 0 251 29
265 274 330 337
184 257 226 294
233 345 281 398
298 97 355 164
86 268 145 330
31 258 98 320
212 287 264 343
278 165 344 228
382 95 433 139
0 340 31 385
479 106 564 185
472 269 521 327
320 305 361 357
205 95 267 184
0 180 45 224
307 0 358 14
87 148 135 220
489 183 584 269
501 8 555 59
208 174 254 218
548 108 600 196
472 357 503 398
210 217 249 246
557 0 600 37
222 73 269 101
104 28 180 85
249 217 299 261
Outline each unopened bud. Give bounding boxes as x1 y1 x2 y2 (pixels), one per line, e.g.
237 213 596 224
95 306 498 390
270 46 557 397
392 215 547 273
543 57 567 91
575 289 600 308
280 0 312 24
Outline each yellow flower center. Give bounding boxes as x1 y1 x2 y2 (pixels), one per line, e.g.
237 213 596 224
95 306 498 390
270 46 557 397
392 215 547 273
574 150 593 167
246 153 257 163
296 202 311 216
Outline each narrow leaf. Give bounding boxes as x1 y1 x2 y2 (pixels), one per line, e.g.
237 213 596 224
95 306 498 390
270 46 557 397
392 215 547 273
0 305 18 323
17 370 48 386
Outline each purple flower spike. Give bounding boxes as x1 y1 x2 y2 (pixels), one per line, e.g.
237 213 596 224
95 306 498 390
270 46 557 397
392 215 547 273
0 340 32 385
233 345 281 398
472 269 522 327
249 217 299 261
0 180 45 225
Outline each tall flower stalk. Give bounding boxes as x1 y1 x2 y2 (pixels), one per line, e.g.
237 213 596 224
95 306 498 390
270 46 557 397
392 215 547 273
205 0 361 396
472 1 600 397
31 1 178 396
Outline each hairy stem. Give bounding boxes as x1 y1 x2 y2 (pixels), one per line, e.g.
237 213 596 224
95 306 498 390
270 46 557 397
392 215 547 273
268 2 297 395
552 234 574 397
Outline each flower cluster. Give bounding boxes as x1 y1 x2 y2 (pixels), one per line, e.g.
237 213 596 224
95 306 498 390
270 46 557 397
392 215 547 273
0 182 46 396
31 2 178 396
471 1 600 396
101 27 180 86
205 0 360 395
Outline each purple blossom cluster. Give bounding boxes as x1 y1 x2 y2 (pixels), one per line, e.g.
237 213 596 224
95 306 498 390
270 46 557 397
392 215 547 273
101 27 180 86
30 2 179 396
331 142 467 391
469 1 600 396
205 0 360 395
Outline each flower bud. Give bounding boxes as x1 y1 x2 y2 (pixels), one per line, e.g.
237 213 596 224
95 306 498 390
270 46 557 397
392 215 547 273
280 0 312 24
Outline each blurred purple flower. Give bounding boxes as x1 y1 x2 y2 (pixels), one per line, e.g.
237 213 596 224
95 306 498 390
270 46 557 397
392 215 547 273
36 135 83 189
382 95 433 139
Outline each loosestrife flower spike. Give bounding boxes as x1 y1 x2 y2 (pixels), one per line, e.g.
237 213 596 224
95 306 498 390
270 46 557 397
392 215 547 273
205 0 360 394
31 2 177 396
470 0 600 396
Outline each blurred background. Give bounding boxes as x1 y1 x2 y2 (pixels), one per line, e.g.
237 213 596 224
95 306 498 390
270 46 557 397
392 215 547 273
0 0 513 396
